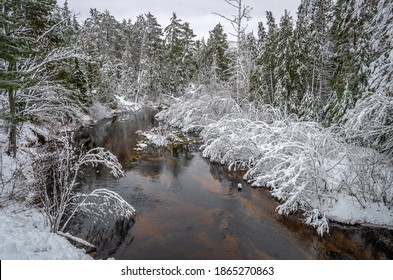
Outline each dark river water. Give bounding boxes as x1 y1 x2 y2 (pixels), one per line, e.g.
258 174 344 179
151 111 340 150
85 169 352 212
74 108 393 260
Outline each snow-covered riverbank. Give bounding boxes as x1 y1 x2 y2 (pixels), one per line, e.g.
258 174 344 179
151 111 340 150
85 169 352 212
156 87 393 235
0 98 141 260
0 203 92 260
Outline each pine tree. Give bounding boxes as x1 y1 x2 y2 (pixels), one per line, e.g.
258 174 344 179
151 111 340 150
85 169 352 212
238 31 257 102
257 11 278 105
163 13 183 95
193 38 211 85
0 0 85 156
273 10 297 114
343 0 393 156
136 13 164 101
250 22 268 104
325 0 374 125
294 0 335 122
81 9 125 105
163 13 196 96
203 23 230 85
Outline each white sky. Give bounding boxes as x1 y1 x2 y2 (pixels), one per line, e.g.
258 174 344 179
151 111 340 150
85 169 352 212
58 0 301 40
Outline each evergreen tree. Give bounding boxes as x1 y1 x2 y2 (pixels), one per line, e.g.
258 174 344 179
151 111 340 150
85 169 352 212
193 38 208 84
294 0 335 121
250 22 265 103
325 0 374 125
0 0 84 156
273 10 297 114
238 31 258 102
257 11 278 105
163 13 196 96
81 9 125 105
203 23 230 85
136 13 164 101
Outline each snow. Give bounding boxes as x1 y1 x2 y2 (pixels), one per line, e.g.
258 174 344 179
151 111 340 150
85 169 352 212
0 131 92 259
0 121 130 259
326 194 393 227
157 87 393 235
57 231 95 248
141 131 169 147
0 203 92 260
114 95 143 112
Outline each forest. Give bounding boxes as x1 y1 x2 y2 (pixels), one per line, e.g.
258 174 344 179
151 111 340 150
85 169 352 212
0 0 392 259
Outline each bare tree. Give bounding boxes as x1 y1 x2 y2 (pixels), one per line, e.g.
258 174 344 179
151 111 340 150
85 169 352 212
213 0 253 100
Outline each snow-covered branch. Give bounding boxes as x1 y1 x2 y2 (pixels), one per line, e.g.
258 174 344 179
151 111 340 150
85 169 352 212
31 133 129 233
157 86 393 235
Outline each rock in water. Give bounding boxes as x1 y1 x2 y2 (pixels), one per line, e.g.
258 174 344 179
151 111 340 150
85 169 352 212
237 183 242 191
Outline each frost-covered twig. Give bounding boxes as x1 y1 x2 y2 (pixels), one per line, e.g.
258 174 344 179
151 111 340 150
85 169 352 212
32 132 129 233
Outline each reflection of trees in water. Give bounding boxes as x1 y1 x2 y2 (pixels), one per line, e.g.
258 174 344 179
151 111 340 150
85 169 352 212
133 148 196 180
133 157 164 179
77 109 158 170
208 162 244 187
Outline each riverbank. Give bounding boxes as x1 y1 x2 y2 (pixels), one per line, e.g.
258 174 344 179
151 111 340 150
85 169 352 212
0 97 142 260
74 107 392 259
156 87 393 235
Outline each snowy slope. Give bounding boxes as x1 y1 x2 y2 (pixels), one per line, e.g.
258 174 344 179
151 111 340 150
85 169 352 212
0 204 92 260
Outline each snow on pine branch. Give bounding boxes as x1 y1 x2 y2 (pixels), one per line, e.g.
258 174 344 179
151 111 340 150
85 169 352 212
343 93 393 156
22 47 88 75
157 86 393 235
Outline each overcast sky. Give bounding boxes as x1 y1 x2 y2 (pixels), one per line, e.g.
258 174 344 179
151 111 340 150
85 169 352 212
58 0 301 40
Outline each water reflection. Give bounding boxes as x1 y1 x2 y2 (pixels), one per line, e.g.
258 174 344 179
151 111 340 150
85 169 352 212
77 108 392 260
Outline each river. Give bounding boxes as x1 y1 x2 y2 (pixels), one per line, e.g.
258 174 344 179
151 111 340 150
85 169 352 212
73 108 392 260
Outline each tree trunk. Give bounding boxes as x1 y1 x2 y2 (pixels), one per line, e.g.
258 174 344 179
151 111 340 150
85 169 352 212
236 0 242 100
7 88 17 157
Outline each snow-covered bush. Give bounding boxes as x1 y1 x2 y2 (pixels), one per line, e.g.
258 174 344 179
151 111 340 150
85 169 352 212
201 118 261 170
157 87 393 235
341 147 393 209
31 132 134 234
88 101 111 121
156 86 241 133
343 93 393 157
61 189 135 233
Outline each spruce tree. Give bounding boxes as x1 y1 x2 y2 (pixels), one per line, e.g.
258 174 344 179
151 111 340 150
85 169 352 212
137 13 164 101
163 13 196 96
257 11 278 105
325 0 373 125
273 10 297 114
294 0 335 122
203 23 230 85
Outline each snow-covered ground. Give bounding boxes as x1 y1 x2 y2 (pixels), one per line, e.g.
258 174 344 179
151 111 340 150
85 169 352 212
0 126 93 259
114 95 144 113
0 203 92 260
156 87 393 235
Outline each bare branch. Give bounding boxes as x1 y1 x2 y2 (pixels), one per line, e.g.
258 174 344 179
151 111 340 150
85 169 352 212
212 12 235 24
